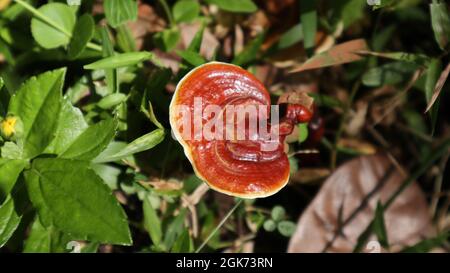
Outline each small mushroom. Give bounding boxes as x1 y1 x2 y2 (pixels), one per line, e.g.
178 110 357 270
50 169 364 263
170 62 312 198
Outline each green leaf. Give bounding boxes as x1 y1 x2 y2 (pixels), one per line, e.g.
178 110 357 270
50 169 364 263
430 2 450 50
93 128 165 163
84 51 154 70
359 51 431 67
141 101 164 130
0 195 22 247
24 158 132 245
263 219 276 232
206 0 257 13
0 159 28 201
171 228 193 253
23 217 72 253
8 69 65 159
277 221 296 237
0 77 7 116
68 14 95 59
271 206 285 222
176 50 206 67
104 0 138 28
1 142 23 159
164 208 187 249
153 28 181 52
300 0 317 54
44 98 88 155
30 3 76 49
59 118 117 161
173 0 200 23
400 232 450 253
372 202 389 249
232 32 265 67
187 26 204 53
362 61 419 87
330 0 365 28
100 27 118 94
116 24 137 52
298 123 309 143
143 194 162 246
425 59 441 135
276 23 303 50
97 93 128 110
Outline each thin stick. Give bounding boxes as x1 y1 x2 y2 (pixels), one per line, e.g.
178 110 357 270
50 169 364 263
195 199 243 253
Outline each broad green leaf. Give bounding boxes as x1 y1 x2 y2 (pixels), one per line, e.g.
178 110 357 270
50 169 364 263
0 159 28 201
300 0 317 54
153 28 180 52
206 0 257 13
232 32 265 67
84 51 154 70
81 242 100 253
372 202 389 248
23 217 72 253
24 158 132 245
143 194 162 246
171 228 193 253
173 0 200 23
0 142 22 159
104 0 138 28
30 3 76 49
59 118 117 161
93 128 165 163
68 14 95 59
271 206 285 222
277 221 296 237
362 61 419 87
8 69 65 159
44 98 88 155
290 39 368 73
425 59 442 134
430 2 450 50
0 195 22 247
176 50 206 67
91 163 121 190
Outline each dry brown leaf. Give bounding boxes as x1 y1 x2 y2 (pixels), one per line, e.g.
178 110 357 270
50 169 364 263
290 168 331 184
278 90 314 112
425 62 450 113
288 154 434 253
338 138 377 155
289 39 369 73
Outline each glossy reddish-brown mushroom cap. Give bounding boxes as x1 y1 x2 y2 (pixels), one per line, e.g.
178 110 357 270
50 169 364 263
170 62 309 198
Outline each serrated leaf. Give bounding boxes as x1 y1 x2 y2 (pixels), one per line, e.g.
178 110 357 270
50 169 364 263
173 0 200 23
84 51 154 70
24 158 132 245
44 98 88 155
68 13 95 59
93 128 164 163
143 194 162 246
30 3 76 49
0 195 22 247
104 0 137 28
59 118 117 161
0 159 28 201
206 0 257 13
8 69 65 159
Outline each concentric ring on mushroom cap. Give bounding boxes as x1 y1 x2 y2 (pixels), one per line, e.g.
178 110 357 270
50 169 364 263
169 62 290 198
